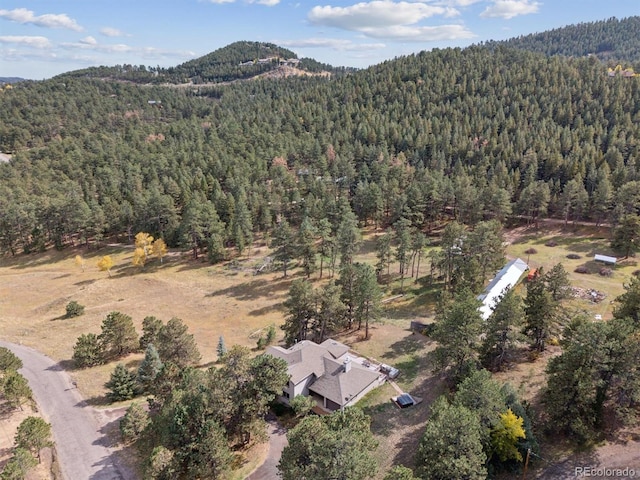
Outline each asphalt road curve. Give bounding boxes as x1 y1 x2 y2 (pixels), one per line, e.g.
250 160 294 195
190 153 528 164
0 340 131 480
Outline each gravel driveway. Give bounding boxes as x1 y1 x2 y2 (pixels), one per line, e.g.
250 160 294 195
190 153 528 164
0 341 134 480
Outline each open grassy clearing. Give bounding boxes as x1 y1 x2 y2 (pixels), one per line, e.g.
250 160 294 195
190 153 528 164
1 221 637 478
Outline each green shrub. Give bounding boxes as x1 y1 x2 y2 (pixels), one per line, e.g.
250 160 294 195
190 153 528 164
65 300 85 318
265 324 276 345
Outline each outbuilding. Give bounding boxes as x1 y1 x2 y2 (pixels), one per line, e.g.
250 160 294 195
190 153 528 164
477 258 529 320
594 254 617 265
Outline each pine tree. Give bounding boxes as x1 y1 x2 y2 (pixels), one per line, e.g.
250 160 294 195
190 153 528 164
139 316 163 350
432 288 483 381
523 268 558 352
298 216 318 278
120 402 150 443
217 335 227 360
98 311 139 360
353 262 382 339
14 417 52 462
314 281 346 343
336 207 361 266
271 218 296 277
279 408 378 480
72 333 104 368
0 347 22 372
545 262 571 301
2 371 32 410
374 230 393 279
481 288 525 371
156 317 201 367
416 397 487 480
394 217 413 291
612 214 640 258
282 279 316 346
105 364 137 402
137 344 163 393
0 447 37 478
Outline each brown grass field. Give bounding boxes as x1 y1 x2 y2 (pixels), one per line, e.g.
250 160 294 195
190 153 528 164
1 221 639 478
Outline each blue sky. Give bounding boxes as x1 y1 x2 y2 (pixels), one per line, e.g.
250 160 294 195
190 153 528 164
0 1 637 79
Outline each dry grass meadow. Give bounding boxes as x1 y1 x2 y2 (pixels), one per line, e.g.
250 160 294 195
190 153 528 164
1 221 639 478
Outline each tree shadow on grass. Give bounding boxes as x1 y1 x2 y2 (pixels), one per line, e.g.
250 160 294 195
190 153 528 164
206 277 291 302
248 303 284 317
381 334 432 360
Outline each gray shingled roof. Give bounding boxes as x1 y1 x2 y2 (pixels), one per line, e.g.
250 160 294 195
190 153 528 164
308 357 380 407
266 339 381 407
266 340 346 384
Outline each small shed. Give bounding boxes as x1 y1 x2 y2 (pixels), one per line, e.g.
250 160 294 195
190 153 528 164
594 254 617 265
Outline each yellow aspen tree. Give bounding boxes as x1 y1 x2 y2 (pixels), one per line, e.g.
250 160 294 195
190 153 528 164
133 232 154 267
491 409 526 462
152 238 167 264
75 254 85 272
97 255 115 277
132 248 147 267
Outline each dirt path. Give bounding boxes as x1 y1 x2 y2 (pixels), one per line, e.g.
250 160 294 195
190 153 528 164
247 415 288 480
0 340 135 480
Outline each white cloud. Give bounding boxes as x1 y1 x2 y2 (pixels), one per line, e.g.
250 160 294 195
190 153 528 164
277 37 386 51
0 8 83 31
307 1 474 42
61 39 132 53
60 38 196 60
206 0 280 5
309 1 447 30
0 35 51 48
480 0 540 19
100 27 129 38
79 36 98 46
361 24 474 41
441 0 483 6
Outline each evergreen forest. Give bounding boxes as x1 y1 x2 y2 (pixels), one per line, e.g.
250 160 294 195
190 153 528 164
1 17 639 259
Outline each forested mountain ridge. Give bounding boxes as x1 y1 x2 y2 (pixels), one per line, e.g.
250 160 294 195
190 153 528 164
485 16 640 63
60 41 343 85
0 24 639 258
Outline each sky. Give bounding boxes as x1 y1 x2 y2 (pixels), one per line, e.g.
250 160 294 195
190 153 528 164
0 0 637 79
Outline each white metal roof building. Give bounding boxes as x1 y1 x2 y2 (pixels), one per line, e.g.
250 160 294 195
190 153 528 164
477 258 529 320
594 254 617 265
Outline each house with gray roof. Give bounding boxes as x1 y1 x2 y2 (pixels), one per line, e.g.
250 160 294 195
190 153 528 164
266 339 385 411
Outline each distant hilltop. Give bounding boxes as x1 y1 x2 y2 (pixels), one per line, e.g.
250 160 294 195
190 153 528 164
0 77 26 85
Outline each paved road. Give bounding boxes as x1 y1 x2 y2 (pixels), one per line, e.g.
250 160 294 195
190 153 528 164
0 341 132 480
247 415 288 480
